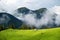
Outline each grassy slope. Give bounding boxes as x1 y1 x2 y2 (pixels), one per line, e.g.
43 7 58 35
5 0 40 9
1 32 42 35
0 28 60 40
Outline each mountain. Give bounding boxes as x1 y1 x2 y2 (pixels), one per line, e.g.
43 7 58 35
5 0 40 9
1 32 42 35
17 7 47 13
33 8 47 13
16 7 47 19
17 7 30 14
0 12 23 30
33 8 47 19
16 7 58 29
0 7 58 30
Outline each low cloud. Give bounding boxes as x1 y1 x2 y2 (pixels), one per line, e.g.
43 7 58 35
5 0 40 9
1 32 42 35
0 0 60 28
14 7 57 28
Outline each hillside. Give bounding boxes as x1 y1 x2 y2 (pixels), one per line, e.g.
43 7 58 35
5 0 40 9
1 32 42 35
0 28 60 40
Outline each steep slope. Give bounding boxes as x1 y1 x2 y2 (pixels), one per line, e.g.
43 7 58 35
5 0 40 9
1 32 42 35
0 12 23 30
14 7 58 28
15 7 48 20
17 7 30 14
33 8 47 19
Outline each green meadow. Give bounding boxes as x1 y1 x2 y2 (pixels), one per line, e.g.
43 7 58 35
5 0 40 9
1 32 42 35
0 28 60 40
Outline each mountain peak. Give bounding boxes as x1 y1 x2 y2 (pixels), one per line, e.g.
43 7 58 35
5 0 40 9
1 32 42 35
17 7 30 14
34 8 47 13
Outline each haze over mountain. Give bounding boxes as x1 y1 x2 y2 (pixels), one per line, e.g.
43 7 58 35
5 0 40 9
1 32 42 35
0 12 23 30
0 6 60 29
13 7 57 28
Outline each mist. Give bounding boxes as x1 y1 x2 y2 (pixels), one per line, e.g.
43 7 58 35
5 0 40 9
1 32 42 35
0 0 60 28
13 7 57 28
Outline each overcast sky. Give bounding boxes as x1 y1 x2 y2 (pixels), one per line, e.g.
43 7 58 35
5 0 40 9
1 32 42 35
0 0 60 13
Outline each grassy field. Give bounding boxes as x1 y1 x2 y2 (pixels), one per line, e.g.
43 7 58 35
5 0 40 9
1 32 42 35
0 28 60 40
